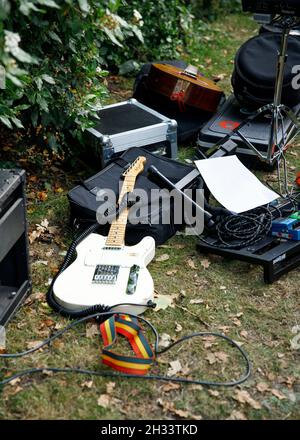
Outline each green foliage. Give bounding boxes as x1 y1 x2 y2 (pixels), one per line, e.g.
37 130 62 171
190 0 241 19
0 0 150 153
118 0 193 63
0 0 237 154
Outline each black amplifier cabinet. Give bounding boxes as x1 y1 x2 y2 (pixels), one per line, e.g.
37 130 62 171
0 169 31 326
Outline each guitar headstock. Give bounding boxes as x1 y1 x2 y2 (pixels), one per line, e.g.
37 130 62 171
122 156 146 178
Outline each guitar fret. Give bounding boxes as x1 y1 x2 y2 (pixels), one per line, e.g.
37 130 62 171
105 157 145 247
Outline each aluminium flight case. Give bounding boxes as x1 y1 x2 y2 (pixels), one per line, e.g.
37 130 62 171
0 169 31 326
84 99 178 169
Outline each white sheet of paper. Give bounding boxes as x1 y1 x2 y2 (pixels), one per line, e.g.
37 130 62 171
195 155 279 213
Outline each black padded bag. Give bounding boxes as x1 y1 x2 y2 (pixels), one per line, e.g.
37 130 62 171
232 33 300 109
68 148 204 246
133 61 214 143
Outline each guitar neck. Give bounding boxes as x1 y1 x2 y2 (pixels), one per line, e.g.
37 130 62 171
105 175 137 248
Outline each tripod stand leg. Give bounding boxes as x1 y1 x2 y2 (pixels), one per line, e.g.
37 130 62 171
281 105 300 129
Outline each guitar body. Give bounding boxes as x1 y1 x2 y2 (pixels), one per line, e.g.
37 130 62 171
147 63 223 113
53 233 156 315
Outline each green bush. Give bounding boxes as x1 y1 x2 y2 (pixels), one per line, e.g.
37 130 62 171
118 0 193 63
190 0 241 19
0 0 236 155
0 1 148 152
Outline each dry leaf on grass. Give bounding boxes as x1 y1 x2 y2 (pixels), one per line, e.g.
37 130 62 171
161 383 181 393
97 394 122 408
157 399 202 420
175 322 183 333
26 340 44 350
168 360 182 376
215 351 229 363
227 410 248 420
9 378 21 387
233 390 262 410
271 389 286 400
201 259 211 269
208 390 220 397
213 73 226 81
86 322 99 338
190 298 204 305
154 294 178 312
159 333 171 348
24 292 44 305
97 394 110 408
166 269 177 276
187 258 196 269
106 382 116 394
155 254 170 262
81 380 93 389
206 353 217 365
256 382 269 393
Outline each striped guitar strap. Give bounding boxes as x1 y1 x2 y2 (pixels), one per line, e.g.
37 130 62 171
100 314 155 375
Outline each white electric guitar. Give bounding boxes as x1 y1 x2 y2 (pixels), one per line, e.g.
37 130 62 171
53 156 155 315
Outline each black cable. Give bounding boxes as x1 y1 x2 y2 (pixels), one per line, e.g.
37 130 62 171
0 309 251 388
200 206 273 250
0 214 252 389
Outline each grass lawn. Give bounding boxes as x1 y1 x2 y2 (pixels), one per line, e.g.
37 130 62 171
0 13 299 420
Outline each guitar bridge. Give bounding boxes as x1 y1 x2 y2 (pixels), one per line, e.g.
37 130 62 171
92 265 120 284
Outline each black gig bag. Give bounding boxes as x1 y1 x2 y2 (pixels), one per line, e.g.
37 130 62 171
68 148 204 246
232 33 300 109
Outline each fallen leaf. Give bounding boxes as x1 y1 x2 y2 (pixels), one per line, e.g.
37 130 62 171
256 382 269 393
168 360 182 376
86 322 99 338
271 389 286 400
154 294 177 312
81 380 93 389
106 382 116 394
37 191 48 201
97 394 110 408
232 318 242 327
215 351 229 363
233 390 262 410
171 408 190 418
166 269 177 276
9 378 21 387
175 322 182 333
156 254 169 262
42 370 54 377
157 399 201 420
213 73 226 82
209 390 220 397
206 353 217 365
227 410 247 420
187 258 196 269
201 259 211 269
159 333 171 348
26 340 44 350
190 298 204 305
40 319 55 329
161 383 181 393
